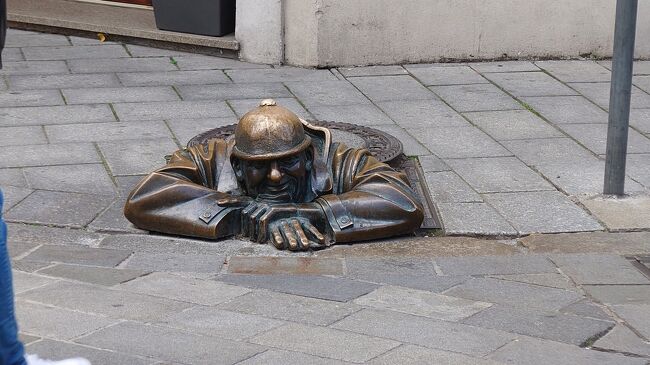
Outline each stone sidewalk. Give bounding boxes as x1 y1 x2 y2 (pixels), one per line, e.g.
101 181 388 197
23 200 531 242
1 28 650 364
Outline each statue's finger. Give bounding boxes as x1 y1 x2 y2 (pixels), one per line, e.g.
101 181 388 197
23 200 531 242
271 225 285 250
281 220 298 251
257 209 273 244
250 206 267 242
303 222 326 245
240 202 257 236
291 219 311 250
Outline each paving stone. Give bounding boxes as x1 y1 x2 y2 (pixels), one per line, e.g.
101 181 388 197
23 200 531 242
68 35 118 46
436 255 556 276
1 185 32 212
444 277 582 311
177 82 290 101
114 100 234 121
464 109 564 140
47 120 172 143
633 75 650 95
99 233 247 255
0 104 116 126
369 344 504 365
118 69 230 86
559 123 650 155
488 336 646 365
285 80 370 106
173 55 271 70
22 45 129 60
7 222 106 246
23 164 116 195
239 349 351 365
226 67 337 83
1 48 24 62
535 60 611 82
12 271 57 294
463 305 613 345
437 202 517 236
124 251 225 273
11 260 51 273
26 339 152 365
0 61 69 75
63 86 179 105
629 108 650 133
611 304 650 339
484 191 603 234
168 118 236 147
417 154 451 172
488 273 574 290
21 281 191 321
431 83 522 112
125 44 196 57
77 321 263 365
446 157 554 193
7 240 39 258
250 323 399 363
22 244 131 267
117 272 248 305
332 309 515 356
377 99 468 128
469 61 540 73
424 171 482 203
98 137 178 176
19 334 40 345
405 65 488 86
561 299 612 321
39 264 147 286
159 306 285 340
15 300 116 340
69 57 177 73
228 256 343 275
485 72 578 97
228 97 310 119
338 65 407 77
584 285 650 305
0 168 26 187
217 274 378 302
217 290 361 326
569 82 650 110
5 32 70 47
501 137 597 172
522 96 609 124
412 126 512 158
0 142 100 168
355 286 491 321
593 324 650 357
308 104 395 126
0 90 64 107
347 267 467 292
8 73 121 90
552 253 649 285
369 124 430 156
349 75 438 102
88 198 144 233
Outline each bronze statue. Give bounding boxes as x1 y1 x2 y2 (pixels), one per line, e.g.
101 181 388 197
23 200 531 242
124 99 423 251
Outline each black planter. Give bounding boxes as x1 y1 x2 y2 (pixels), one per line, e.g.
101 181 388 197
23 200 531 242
152 0 236 37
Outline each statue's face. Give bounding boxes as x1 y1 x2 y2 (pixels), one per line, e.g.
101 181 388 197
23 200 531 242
237 151 310 203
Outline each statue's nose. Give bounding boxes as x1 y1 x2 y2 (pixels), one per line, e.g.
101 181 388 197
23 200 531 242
268 161 282 183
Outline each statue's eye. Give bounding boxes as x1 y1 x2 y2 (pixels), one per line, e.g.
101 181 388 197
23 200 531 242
250 161 266 169
280 156 300 167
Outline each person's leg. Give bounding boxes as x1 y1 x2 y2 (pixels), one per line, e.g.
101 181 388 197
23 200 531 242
0 190 27 365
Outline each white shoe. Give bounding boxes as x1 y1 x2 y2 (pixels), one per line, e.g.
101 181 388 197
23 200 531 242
25 354 91 365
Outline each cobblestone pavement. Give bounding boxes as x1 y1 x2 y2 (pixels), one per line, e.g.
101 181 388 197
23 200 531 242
2 29 650 364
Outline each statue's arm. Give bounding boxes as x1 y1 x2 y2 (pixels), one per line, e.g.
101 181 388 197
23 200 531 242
316 145 424 243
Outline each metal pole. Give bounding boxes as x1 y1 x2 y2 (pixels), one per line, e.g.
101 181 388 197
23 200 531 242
604 0 638 195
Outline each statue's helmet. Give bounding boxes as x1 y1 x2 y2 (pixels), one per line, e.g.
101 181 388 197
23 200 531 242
231 99 312 160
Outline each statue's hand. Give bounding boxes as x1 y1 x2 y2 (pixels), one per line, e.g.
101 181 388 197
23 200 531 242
216 195 254 207
270 218 327 251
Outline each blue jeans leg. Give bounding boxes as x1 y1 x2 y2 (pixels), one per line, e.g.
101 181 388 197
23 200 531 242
0 190 26 365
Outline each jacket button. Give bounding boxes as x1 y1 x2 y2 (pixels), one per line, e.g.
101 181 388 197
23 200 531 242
339 216 350 224
202 212 212 218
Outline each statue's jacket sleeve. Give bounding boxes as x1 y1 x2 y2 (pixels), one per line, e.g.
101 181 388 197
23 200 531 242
316 143 424 242
124 140 239 239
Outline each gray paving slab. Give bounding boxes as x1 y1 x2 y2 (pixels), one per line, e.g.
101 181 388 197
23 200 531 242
405 65 489 86
177 82 291 101
629 108 650 133
22 244 131 267
98 137 178 176
166 116 237 145
11 261 52 273
22 45 129 60
377 99 469 128
469 61 540 73
159 306 285 340
217 274 379 302
437 202 517 236
6 190 113 227
88 198 145 233
348 75 438 102
173 55 271 70
354 285 491 321
7 222 106 246
21 280 192 321
227 256 343 275
5 32 70 47
464 109 563 140
413 125 512 158
560 299 612 321
0 61 69 75
0 104 116 126
431 83 522 112
627 153 650 188
522 95 609 124
7 240 38 258
217 290 361 326
11 271 57 294
463 305 614 345
561 123 650 155
446 157 554 193
369 124 430 156
308 104 395 126
117 69 231 86
0 168 26 187
18 334 39 346
484 72 578 97
39 264 147 286
99 233 248 256
123 251 225 273
15 300 116 340
23 164 116 195
1 185 32 212
584 285 650 305
331 309 516 356
68 57 177 73
77 321 264 365
633 75 650 94
424 171 482 203
484 191 603 234
26 339 152 365
488 336 646 365
62 86 180 105
46 120 172 143
0 142 100 168
8 73 121 90
285 80 370 106
338 65 407 77
535 60 612 82
551 254 649 285
488 273 574 290
228 97 310 119
611 304 650 339
369 344 504 365
115 175 145 197
239 349 352 365
125 44 196 57
417 154 451 172
1 48 24 62
569 82 650 110
250 323 400 363
593 324 650 357
226 67 337 83
435 255 556 276
0 90 64 107
117 272 248 305
443 277 582 311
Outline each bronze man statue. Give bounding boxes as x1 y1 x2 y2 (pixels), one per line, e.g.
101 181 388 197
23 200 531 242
124 99 423 251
